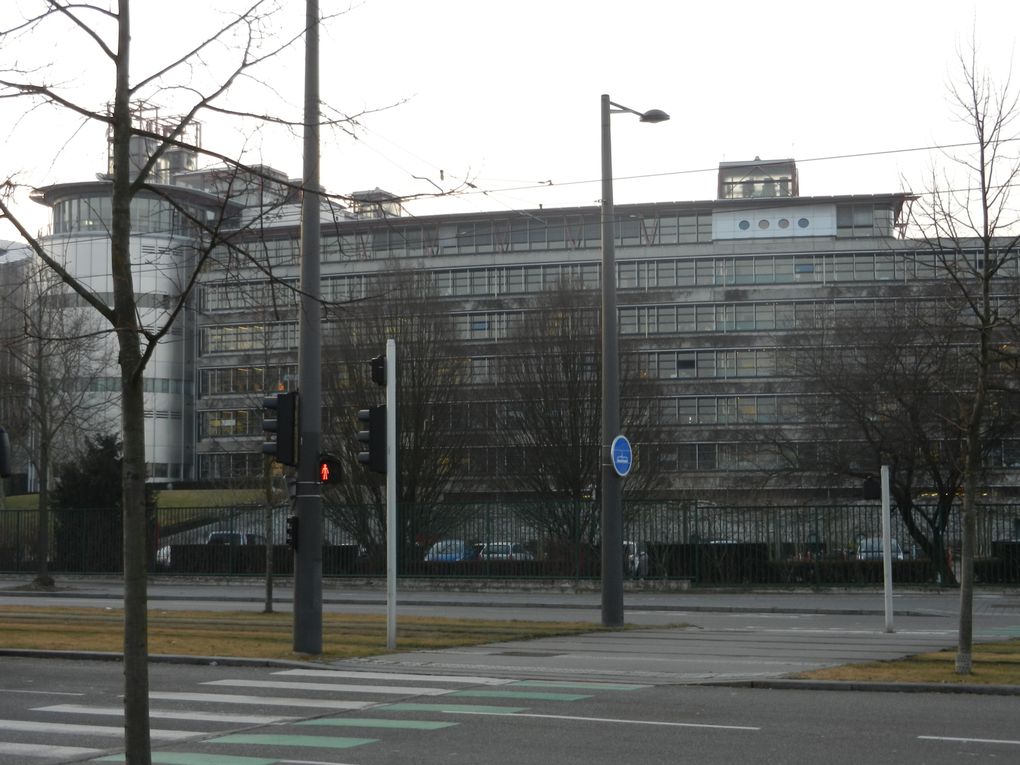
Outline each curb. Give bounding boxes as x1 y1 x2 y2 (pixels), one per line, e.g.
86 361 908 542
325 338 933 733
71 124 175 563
707 678 1020 696
0 587 938 618
3 648 1018 696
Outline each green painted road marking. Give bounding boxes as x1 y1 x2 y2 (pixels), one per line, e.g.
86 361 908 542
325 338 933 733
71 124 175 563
95 754 276 765
979 627 1020 637
380 703 527 715
209 734 376 750
448 689 591 702
296 717 457 730
511 680 650 691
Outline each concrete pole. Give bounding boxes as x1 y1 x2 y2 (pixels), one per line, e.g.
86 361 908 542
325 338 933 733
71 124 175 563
600 94 624 627
386 339 397 649
293 0 322 655
881 464 894 633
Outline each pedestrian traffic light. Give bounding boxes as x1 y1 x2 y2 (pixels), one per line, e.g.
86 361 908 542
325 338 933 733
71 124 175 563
262 391 298 466
357 405 387 474
370 354 386 387
318 453 342 485
286 515 299 550
0 426 11 478
862 475 881 500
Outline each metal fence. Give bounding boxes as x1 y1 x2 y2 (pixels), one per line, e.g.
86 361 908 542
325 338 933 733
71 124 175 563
2 501 1019 585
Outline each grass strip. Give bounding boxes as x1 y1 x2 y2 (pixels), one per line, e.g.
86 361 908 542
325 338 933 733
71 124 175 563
794 639 1020 685
0 605 607 661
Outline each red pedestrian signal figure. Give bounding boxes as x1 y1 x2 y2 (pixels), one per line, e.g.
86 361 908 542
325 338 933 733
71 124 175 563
318 454 342 485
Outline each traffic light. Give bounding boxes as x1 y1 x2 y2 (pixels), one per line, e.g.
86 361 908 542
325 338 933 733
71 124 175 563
862 475 881 500
285 515 299 550
357 405 387 474
318 453 342 485
0 426 11 478
262 391 298 466
370 354 386 386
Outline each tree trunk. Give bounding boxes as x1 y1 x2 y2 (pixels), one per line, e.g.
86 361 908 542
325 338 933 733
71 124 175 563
33 337 53 587
111 1 151 760
956 502 975 673
263 458 274 614
956 260 992 675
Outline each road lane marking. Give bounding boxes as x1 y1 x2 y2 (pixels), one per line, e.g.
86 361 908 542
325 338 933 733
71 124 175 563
511 680 650 691
919 735 1020 746
34 703 297 724
450 711 761 731
0 742 102 758
209 733 377 750
95 754 277 764
447 689 590 702
150 692 372 710
295 717 457 730
0 718 198 740
379 703 527 715
0 688 85 696
203 679 450 695
275 669 513 685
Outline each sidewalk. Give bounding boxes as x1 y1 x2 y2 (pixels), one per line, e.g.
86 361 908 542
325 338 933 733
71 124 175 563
2 576 1019 692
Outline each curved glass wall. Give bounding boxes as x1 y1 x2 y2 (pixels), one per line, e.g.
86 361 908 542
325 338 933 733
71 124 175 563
51 192 204 237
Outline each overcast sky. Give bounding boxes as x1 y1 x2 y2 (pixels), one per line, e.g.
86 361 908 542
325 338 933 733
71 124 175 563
2 0 1018 240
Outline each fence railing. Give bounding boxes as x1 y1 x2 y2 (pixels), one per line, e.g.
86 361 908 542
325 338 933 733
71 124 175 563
2 501 1020 585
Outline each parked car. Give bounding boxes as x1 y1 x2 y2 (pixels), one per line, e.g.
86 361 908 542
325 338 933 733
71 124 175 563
424 539 481 562
624 540 649 577
205 532 265 546
855 537 905 561
156 531 266 569
478 542 534 561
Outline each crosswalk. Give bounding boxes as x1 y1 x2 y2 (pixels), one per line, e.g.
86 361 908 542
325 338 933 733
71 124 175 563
0 666 650 764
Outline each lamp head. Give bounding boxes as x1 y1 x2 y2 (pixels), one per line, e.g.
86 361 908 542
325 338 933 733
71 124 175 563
639 109 670 124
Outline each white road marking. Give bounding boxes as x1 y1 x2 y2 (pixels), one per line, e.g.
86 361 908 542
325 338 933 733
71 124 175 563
0 689 85 696
919 735 1020 746
204 679 451 695
150 691 373 710
450 710 760 731
34 703 297 725
275 668 514 685
0 742 102 758
0 718 198 740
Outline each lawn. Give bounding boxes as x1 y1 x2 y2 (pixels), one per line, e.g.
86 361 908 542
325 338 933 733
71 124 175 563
0 605 608 661
794 639 1020 685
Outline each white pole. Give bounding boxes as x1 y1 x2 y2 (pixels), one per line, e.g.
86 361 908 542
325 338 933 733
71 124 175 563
385 338 397 649
881 464 894 633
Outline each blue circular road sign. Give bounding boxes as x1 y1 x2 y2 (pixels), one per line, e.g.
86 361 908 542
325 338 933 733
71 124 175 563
610 435 633 478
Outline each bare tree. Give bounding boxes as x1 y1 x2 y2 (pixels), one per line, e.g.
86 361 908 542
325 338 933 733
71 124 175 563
494 282 662 543
909 42 1020 674
0 2 321 759
3 264 116 586
321 266 468 565
771 293 1020 583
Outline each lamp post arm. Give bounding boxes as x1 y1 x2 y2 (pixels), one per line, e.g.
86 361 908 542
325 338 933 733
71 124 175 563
607 100 645 118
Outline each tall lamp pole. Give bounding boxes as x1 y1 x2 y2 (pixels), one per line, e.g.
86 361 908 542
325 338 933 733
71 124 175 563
294 0 322 654
600 94 669 627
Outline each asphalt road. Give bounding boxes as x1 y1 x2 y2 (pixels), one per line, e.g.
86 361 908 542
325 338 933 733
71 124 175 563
2 578 1019 762
1 656 1019 764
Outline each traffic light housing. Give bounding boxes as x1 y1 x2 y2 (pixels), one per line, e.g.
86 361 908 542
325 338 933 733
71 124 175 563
262 391 298 466
357 405 387 474
285 515 299 550
0 426 11 478
862 475 881 500
370 354 386 386
318 453 342 485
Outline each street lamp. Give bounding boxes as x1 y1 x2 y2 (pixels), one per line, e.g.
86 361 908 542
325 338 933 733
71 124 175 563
600 94 669 627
